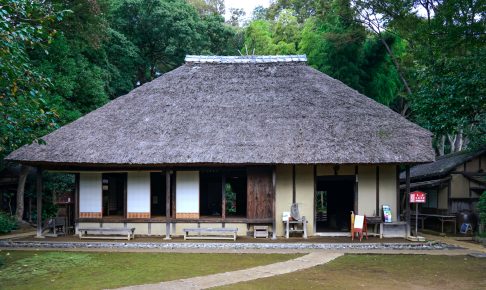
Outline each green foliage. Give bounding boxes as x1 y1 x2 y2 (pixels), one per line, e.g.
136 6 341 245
299 0 366 91
225 183 236 213
478 191 486 225
0 211 18 234
111 0 204 81
0 0 66 162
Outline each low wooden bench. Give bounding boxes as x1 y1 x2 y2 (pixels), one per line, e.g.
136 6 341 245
183 228 237 241
78 227 135 240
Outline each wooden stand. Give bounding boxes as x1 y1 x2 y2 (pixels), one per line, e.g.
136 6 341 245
253 226 269 238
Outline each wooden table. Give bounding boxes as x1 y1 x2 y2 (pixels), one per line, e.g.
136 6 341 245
414 214 457 234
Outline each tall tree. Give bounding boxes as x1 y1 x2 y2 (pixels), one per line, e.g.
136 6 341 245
111 0 204 82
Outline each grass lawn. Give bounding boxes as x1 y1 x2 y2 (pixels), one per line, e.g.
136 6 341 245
0 250 300 290
218 254 486 290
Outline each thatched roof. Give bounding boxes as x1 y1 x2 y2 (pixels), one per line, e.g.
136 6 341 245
401 148 486 181
6 55 435 167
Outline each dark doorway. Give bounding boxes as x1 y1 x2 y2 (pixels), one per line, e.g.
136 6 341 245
150 172 166 217
102 173 126 217
225 169 247 217
315 176 355 232
200 171 223 217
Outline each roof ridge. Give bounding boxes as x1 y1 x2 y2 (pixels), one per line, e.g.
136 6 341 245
185 55 307 64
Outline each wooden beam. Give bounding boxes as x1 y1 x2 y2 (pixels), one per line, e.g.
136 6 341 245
36 168 43 238
405 165 411 236
221 173 226 220
376 166 380 216
165 170 171 240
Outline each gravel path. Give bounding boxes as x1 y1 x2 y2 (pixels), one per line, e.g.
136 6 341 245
114 252 343 290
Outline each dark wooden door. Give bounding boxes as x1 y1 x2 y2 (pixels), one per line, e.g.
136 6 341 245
247 167 274 219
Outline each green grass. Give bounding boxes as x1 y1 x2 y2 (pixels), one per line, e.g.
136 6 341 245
218 254 486 290
0 250 300 290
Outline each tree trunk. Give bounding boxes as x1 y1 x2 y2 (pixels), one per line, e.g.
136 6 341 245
455 129 464 152
437 135 445 156
447 133 457 153
15 165 31 222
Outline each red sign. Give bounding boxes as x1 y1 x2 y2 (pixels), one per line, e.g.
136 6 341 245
410 191 426 203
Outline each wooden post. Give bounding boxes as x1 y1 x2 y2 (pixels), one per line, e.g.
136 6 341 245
405 165 411 236
313 165 317 234
36 168 43 238
75 173 80 233
375 166 380 216
395 165 400 222
272 166 277 239
221 173 226 220
165 170 171 240
354 166 358 213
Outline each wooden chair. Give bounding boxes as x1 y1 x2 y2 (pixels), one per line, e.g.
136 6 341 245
350 211 368 241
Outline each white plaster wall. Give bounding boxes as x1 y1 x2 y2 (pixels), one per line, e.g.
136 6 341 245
357 165 376 216
379 165 398 220
79 173 102 213
176 171 199 214
127 172 150 213
295 165 314 236
275 165 293 237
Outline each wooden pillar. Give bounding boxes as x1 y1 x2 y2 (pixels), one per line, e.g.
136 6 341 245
395 165 400 221
375 166 380 216
74 173 80 233
405 165 411 236
313 165 317 234
354 166 358 213
36 168 43 238
272 166 277 239
292 165 296 204
165 170 171 240
221 173 226 220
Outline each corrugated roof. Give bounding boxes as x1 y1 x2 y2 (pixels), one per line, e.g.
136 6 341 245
185 55 307 64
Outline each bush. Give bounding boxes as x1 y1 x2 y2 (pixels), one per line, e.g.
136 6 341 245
479 191 486 225
0 211 18 234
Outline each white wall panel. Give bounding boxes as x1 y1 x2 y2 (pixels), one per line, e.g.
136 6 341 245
127 172 151 213
176 171 199 213
79 173 102 213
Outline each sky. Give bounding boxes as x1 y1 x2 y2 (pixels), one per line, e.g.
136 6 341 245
224 0 271 22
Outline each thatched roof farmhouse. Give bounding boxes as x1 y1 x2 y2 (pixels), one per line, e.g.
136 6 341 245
6 55 435 239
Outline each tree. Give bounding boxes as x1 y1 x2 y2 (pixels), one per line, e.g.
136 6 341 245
243 20 276 55
299 0 366 91
0 0 66 221
111 0 204 82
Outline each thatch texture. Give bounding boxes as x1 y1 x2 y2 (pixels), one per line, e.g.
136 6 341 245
6 59 435 166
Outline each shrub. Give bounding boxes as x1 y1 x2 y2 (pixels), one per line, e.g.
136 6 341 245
479 191 486 225
0 211 18 234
